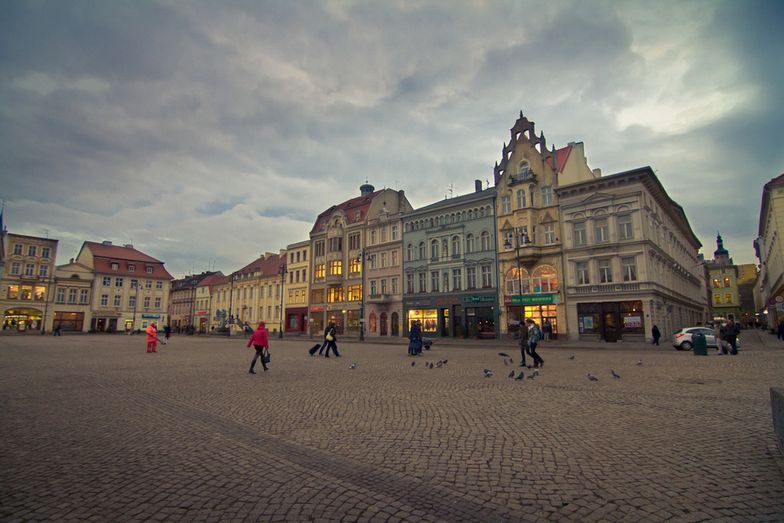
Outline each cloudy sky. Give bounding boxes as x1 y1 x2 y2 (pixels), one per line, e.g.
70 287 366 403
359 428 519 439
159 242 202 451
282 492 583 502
1 0 782 276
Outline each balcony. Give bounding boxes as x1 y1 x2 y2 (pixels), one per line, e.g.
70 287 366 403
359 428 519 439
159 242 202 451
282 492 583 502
325 274 344 285
366 293 394 304
568 282 642 295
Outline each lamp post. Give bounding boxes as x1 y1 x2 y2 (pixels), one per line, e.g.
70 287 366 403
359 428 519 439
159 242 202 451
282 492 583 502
227 273 236 333
132 279 139 333
278 263 287 339
39 271 53 335
357 249 366 342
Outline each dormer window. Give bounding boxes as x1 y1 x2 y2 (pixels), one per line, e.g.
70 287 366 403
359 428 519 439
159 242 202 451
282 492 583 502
111 262 119 271
146 266 153 274
128 264 135 272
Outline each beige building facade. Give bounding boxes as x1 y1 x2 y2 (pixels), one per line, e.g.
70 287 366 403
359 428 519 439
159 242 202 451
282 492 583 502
308 184 412 337
51 260 94 332
557 167 706 342
229 252 287 334
284 241 309 334
493 112 597 337
75 241 172 332
364 207 405 337
755 173 784 327
0 232 58 332
706 235 741 321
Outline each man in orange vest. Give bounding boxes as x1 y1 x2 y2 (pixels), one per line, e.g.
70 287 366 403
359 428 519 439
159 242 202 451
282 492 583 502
146 322 159 353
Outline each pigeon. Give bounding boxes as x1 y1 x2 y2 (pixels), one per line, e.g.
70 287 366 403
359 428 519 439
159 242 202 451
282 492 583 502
527 370 538 380
411 361 416 367
436 361 443 368
508 358 513 365
515 371 525 380
611 369 621 379
442 360 448 365
508 370 515 378
498 352 510 357
483 368 493 378
568 355 575 360
587 373 599 381
636 360 643 366
428 362 435 369
349 363 357 369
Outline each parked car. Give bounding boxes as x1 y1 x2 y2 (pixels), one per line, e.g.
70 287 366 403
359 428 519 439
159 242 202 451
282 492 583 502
671 326 740 351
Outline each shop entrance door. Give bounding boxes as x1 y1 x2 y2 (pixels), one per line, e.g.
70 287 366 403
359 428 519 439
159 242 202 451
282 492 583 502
603 311 619 342
440 308 450 337
380 313 388 336
391 313 399 337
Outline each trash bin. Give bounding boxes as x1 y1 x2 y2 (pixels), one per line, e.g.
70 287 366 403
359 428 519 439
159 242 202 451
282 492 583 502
692 332 708 356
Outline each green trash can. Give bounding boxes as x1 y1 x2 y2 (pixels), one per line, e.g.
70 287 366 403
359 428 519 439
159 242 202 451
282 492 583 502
692 332 708 356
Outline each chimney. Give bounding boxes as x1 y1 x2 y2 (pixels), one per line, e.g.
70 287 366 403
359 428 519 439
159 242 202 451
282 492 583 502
124 244 133 249
475 180 483 193
70 258 74 263
102 240 112 246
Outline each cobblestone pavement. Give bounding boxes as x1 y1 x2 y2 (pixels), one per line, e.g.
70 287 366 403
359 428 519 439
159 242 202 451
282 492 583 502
1 331 783 522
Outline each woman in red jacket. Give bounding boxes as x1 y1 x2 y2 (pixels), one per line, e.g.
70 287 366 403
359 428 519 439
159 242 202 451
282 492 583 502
247 322 269 373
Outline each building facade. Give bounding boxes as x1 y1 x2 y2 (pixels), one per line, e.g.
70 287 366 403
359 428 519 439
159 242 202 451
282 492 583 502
229 252 287 333
51 259 94 332
169 272 217 332
308 184 412 337
402 182 499 338
755 173 784 327
364 204 406 337
75 241 172 332
284 241 310 334
705 235 741 321
492 111 598 338
0 233 58 332
557 167 706 342
194 272 225 332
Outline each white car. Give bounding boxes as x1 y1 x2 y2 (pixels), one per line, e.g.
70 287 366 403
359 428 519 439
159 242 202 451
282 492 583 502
671 326 740 351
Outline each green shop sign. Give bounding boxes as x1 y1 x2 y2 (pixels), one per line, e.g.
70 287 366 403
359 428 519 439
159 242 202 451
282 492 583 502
508 294 556 305
463 295 496 304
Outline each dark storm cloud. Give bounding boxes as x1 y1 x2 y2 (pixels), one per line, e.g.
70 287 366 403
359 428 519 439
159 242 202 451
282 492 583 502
1 0 780 275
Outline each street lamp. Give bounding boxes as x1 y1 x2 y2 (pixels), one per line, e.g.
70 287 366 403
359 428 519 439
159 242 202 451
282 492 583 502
227 273 237 332
355 249 371 341
131 279 139 333
39 271 53 335
278 263 287 339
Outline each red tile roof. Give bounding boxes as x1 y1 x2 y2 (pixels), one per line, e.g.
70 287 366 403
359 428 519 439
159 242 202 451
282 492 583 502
82 241 173 279
234 253 286 278
547 144 572 172
310 190 380 234
196 272 227 288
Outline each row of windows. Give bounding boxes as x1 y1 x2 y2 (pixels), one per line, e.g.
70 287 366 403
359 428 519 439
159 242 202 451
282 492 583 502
7 261 49 277
288 268 307 284
287 289 307 304
7 285 46 300
504 265 559 295
404 205 494 233
712 277 733 288
228 284 281 302
100 294 161 309
55 287 90 304
713 293 735 305
288 249 308 264
572 215 633 246
406 232 493 262
102 277 164 289
405 265 494 293
11 245 52 258
574 257 638 285
500 186 554 213
368 277 399 296
109 262 154 273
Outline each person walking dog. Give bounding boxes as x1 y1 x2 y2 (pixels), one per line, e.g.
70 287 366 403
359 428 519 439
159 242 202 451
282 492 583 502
247 321 270 373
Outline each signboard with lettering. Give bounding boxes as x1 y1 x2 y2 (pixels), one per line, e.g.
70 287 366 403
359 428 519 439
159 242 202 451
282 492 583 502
463 295 496 304
505 294 557 305
141 314 161 319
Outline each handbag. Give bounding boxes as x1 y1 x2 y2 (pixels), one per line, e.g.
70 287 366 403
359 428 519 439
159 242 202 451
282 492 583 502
262 348 270 364
326 332 334 342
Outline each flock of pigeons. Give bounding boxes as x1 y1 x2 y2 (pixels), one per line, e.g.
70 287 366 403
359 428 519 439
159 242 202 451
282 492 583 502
346 352 644 381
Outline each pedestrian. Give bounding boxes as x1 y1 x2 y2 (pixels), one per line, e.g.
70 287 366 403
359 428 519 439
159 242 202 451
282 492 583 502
408 320 423 356
146 322 159 353
651 324 661 346
53 323 62 336
777 319 784 340
525 318 544 368
725 316 740 355
320 322 340 357
247 321 270 374
518 318 529 368
542 319 552 341
716 321 728 354
164 324 171 340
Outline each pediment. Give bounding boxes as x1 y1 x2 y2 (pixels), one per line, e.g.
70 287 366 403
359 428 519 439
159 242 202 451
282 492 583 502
579 192 616 204
539 211 557 224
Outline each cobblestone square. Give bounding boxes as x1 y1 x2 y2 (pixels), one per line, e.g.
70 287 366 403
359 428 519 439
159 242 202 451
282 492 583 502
1 332 783 522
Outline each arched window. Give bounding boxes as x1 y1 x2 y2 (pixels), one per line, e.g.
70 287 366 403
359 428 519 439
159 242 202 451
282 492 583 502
468 209 474 220
407 243 414 261
418 241 425 260
465 234 475 253
532 265 559 293
505 267 529 295
451 236 461 257
430 239 439 260
480 231 491 251
369 312 377 333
